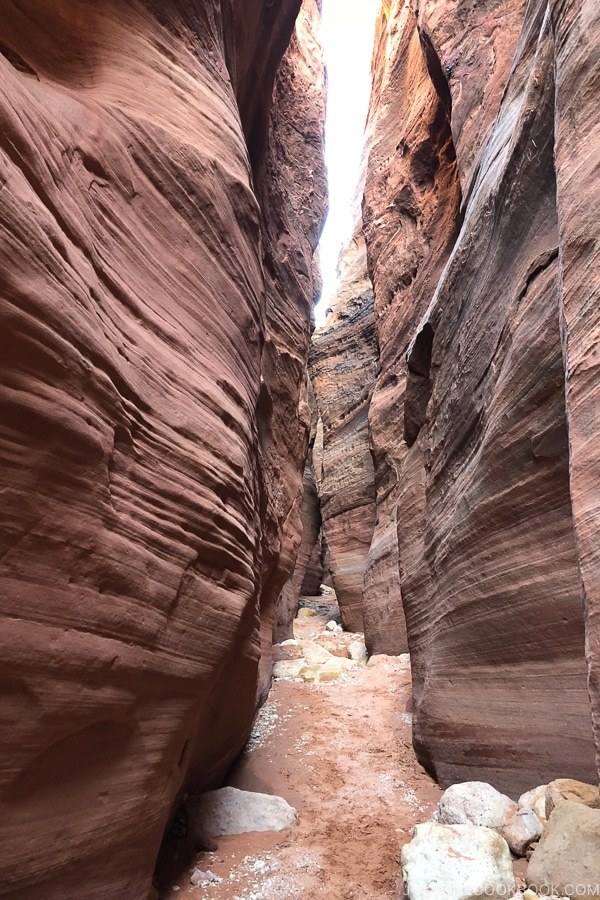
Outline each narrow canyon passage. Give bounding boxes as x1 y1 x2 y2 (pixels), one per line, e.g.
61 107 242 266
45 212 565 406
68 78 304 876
1 0 600 898
160 595 441 899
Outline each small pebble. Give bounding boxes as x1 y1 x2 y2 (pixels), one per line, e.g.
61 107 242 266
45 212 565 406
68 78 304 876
190 868 221 886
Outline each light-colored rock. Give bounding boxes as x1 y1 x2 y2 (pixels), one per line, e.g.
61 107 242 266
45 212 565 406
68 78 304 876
187 787 297 838
297 607 318 618
318 657 357 681
281 639 299 646
502 807 544 857
545 778 600 819
272 642 304 663
437 782 517 831
302 641 333 666
273 659 305 680
401 822 516 900
190 869 221 886
299 664 322 683
348 640 369 664
299 657 357 683
527 800 600 899
326 619 342 633
519 786 548 820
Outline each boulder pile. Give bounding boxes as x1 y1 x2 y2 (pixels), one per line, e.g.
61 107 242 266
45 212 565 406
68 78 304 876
271 611 369 684
401 779 600 900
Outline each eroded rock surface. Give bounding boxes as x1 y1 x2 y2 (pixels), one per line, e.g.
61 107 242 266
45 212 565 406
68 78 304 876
358 0 598 788
360 0 462 655
275 463 323 643
551 0 600 780
0 1 325 896
310 229 378 633
527 800 600 899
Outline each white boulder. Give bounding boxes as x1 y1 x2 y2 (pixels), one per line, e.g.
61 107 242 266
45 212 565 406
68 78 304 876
401 822 516 900
187 787 297 837
437 781 517 831
302 641 333 665
273 659 305 679
348 640 368 663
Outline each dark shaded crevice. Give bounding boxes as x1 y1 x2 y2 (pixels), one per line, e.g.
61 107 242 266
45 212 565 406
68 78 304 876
417 27 452 117
404 322 434 446
0 42 39 77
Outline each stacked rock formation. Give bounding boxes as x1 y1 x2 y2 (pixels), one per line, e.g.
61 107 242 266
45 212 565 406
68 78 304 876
0 0 325 897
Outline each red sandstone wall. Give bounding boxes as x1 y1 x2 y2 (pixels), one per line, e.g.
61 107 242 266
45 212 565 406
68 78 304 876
0 0 325 895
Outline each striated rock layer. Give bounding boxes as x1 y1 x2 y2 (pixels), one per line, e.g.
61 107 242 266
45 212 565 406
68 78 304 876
0 1 325 897
309 230 378 632
551 0 600 781
361 0 463 654
360 0 598 789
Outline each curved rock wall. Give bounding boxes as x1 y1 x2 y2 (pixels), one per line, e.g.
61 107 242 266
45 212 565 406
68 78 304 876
550 0 600 781
361 0 462 654
0 0 325 896
275 462 323 642
400 0 595 793
357 0 598 789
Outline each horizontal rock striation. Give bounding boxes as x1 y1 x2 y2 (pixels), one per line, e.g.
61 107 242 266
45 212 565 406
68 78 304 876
360 0 463 654
550 0 600 782
0 0 325 896
361 0 598 788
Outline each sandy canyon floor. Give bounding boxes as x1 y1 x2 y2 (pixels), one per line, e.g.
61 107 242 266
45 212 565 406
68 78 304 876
159 599 441 899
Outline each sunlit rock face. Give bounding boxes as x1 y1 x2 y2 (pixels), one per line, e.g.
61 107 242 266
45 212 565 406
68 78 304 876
361 0 598 789
309 228 378 633
0 0 325 896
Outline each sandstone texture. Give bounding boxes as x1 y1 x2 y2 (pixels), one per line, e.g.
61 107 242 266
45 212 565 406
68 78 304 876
527 800 600 899
502 807 544 858
550 0 600 780
360 0 462 655
310 228 378 633
0 1 325 897
358 0 598 788
545 778 600 818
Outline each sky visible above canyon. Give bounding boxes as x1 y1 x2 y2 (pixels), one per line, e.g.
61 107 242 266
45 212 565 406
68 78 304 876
315 0 380 325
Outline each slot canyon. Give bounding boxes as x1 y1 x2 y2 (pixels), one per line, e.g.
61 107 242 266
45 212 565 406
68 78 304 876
0 0 599 898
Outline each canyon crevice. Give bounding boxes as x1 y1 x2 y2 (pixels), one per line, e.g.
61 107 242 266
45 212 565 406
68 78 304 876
308 0 600 792
1 0 600 896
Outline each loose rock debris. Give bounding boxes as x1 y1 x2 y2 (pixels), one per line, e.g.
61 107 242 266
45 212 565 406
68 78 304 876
158 597 441 898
